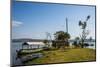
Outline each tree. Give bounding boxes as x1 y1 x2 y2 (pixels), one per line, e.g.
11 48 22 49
78 15 90 48
72 37 80 48
89 37 92 42
52 41 57 48
75 37 80 41
89 37 94 46
54 31 70 49
54 31 70 40
43 39 49 47
72 41 78 48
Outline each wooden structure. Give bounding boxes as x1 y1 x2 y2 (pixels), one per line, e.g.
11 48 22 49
22 42 45 49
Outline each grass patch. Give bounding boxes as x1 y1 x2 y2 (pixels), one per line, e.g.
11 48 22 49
25 48 96 65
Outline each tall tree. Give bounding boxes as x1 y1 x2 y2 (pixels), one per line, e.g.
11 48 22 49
79 15 90 48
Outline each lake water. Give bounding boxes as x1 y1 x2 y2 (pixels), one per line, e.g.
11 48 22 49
11 42 45 66
69 41 96 49
11 41 96 66
11 42 22 66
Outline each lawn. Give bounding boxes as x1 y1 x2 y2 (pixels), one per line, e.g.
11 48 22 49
24 48 96 65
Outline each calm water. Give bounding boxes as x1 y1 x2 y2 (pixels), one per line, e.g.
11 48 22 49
11 42 45 66
69 41 96 49
11 42 22 66
11 41 95 66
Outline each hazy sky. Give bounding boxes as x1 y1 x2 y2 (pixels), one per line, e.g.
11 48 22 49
12 1 96 39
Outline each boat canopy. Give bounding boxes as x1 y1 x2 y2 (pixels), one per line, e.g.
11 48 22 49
26 42 45 45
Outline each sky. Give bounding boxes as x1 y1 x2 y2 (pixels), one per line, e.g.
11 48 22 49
12 1 96 40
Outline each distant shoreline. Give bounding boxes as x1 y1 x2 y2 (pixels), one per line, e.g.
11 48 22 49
12 38 96 42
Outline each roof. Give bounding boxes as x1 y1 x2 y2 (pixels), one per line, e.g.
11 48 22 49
22 42 29 45
26 42 45 45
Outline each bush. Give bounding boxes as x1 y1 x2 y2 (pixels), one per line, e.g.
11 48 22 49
42 47 50 51
52 41 57 48
72 41 79 48
84 43 89 47
90 44 94 46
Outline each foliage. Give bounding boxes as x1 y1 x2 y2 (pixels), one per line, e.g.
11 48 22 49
72 37 80 48
75 37 80 40
54 31 70 40
43 39 49 47
78 15 90 48
84 43 89 48
53 31 70 49
72 41 78 48
89 37 92 41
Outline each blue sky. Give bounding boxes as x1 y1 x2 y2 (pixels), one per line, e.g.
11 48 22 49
12 1 95 39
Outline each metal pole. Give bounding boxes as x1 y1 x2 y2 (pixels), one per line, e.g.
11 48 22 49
66 18 69 46
66 18 68 33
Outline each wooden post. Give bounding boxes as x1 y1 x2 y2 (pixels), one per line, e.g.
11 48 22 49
38 45 39 49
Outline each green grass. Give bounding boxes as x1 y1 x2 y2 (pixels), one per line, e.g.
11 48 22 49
25 48 96 65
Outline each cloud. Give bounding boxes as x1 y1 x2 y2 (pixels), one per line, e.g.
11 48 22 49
12 20 23 27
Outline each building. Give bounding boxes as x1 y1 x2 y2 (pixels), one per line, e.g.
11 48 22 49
22 42 45 49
